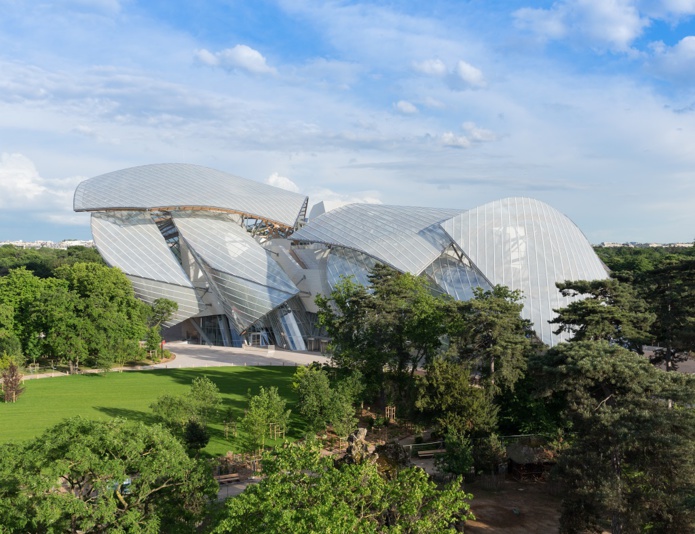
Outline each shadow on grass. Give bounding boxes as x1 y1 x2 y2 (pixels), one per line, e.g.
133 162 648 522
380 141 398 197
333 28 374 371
94 406 158 425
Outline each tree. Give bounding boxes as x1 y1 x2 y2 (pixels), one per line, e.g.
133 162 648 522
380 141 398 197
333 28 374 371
550 278 654 353
416 357 498 437
535 341 695 533
316 265 451 402
183 419 210 453
240 386 291 451
328 389 358 449
144 326 162 354
189 375 222 425
0 417 217 533
55 262 149 368
1 361 24 403
641 258 695 371
0 303 22 360
293 365 333 433
435 430 474 478
452 285 534 394
147 298 178 328
212 441 474 533
150 376 222 436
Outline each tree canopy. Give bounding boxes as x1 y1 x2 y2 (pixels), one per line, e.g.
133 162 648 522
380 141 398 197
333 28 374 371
213 441 474 533
0 417 217 533
534 341 695 533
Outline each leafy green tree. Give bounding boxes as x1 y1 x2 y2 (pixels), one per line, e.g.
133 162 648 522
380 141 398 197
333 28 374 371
0 303 21 360
471 434 507 475
144 326 162 353
0 268 46 353
435 430 474 478
328 389 358 448
452 285 534 394
535 341 695 533
550 278 654 353
0 244 104 278
212 441 474 533
189 376 222 424
183 419 210 453
147 298 178 328
416 357 498 437
151 376 222 436
293 365 333 433
317 265 450 403
0 417 217 533
240 386 291 451
56 262 149 368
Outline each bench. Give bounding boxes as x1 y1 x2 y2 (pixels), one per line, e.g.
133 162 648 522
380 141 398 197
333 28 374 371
416 449 446 458
215 473 241 485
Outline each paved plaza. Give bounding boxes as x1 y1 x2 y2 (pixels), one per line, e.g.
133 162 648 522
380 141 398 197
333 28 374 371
152 341 330 369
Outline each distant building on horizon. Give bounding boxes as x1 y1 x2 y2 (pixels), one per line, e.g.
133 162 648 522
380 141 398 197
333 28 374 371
0 239 94 249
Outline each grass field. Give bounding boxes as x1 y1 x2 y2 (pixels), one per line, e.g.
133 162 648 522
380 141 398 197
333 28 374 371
0 366 301 457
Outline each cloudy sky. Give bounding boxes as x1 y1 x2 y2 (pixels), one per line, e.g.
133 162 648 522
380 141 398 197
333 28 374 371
1 0 694 243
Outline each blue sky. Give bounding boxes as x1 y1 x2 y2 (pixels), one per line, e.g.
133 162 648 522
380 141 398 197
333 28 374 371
1 0 695 243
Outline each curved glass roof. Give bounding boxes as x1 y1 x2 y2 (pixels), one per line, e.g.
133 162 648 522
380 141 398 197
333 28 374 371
74 163 308 228
292 204 463 274
441 197 608 346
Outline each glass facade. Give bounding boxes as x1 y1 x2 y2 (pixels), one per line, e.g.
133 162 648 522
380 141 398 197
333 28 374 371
441 197 608 346
76 163 608 350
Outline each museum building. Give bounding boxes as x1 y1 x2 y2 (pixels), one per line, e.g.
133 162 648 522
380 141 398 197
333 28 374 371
73 163 609 349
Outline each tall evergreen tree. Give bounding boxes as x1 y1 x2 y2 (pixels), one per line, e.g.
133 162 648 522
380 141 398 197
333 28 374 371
550 278 654 353
535 341 695 533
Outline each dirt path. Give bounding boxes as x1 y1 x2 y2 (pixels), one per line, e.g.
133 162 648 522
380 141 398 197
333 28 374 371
466 479 562 533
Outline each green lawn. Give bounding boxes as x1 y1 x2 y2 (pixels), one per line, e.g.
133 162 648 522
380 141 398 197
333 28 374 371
0 366 302 457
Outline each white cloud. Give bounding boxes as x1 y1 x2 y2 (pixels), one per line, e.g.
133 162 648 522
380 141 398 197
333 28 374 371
441 122 496 148
266 172 300 193
394 100 418 114
648 36 695 82
59 0 123 14
462 121 497 142
0 153 47 205
308 187 382 209
0 153 85 223
195 45 276 75
441 132 471 148
641 0 695 18
451 60 486 88
413 58 447 76
514 0 649 52
422 97 445 109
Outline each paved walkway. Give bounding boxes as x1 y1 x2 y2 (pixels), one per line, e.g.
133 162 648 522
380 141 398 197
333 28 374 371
152 341 330 369
23 342 330 380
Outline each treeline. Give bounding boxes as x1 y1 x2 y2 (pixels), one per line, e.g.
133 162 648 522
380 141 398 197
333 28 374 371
595 243 695 274
0 244 104 278
316 263 695 533
0 260 176 373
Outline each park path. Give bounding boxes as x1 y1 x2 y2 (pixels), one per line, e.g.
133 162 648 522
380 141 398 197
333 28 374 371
23 341 329 380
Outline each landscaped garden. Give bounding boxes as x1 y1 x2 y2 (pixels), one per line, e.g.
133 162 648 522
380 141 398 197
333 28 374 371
0 366 299 457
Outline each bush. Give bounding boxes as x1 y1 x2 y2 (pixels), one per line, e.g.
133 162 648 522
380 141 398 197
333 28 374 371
435 431 473 477
473 434 507 475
